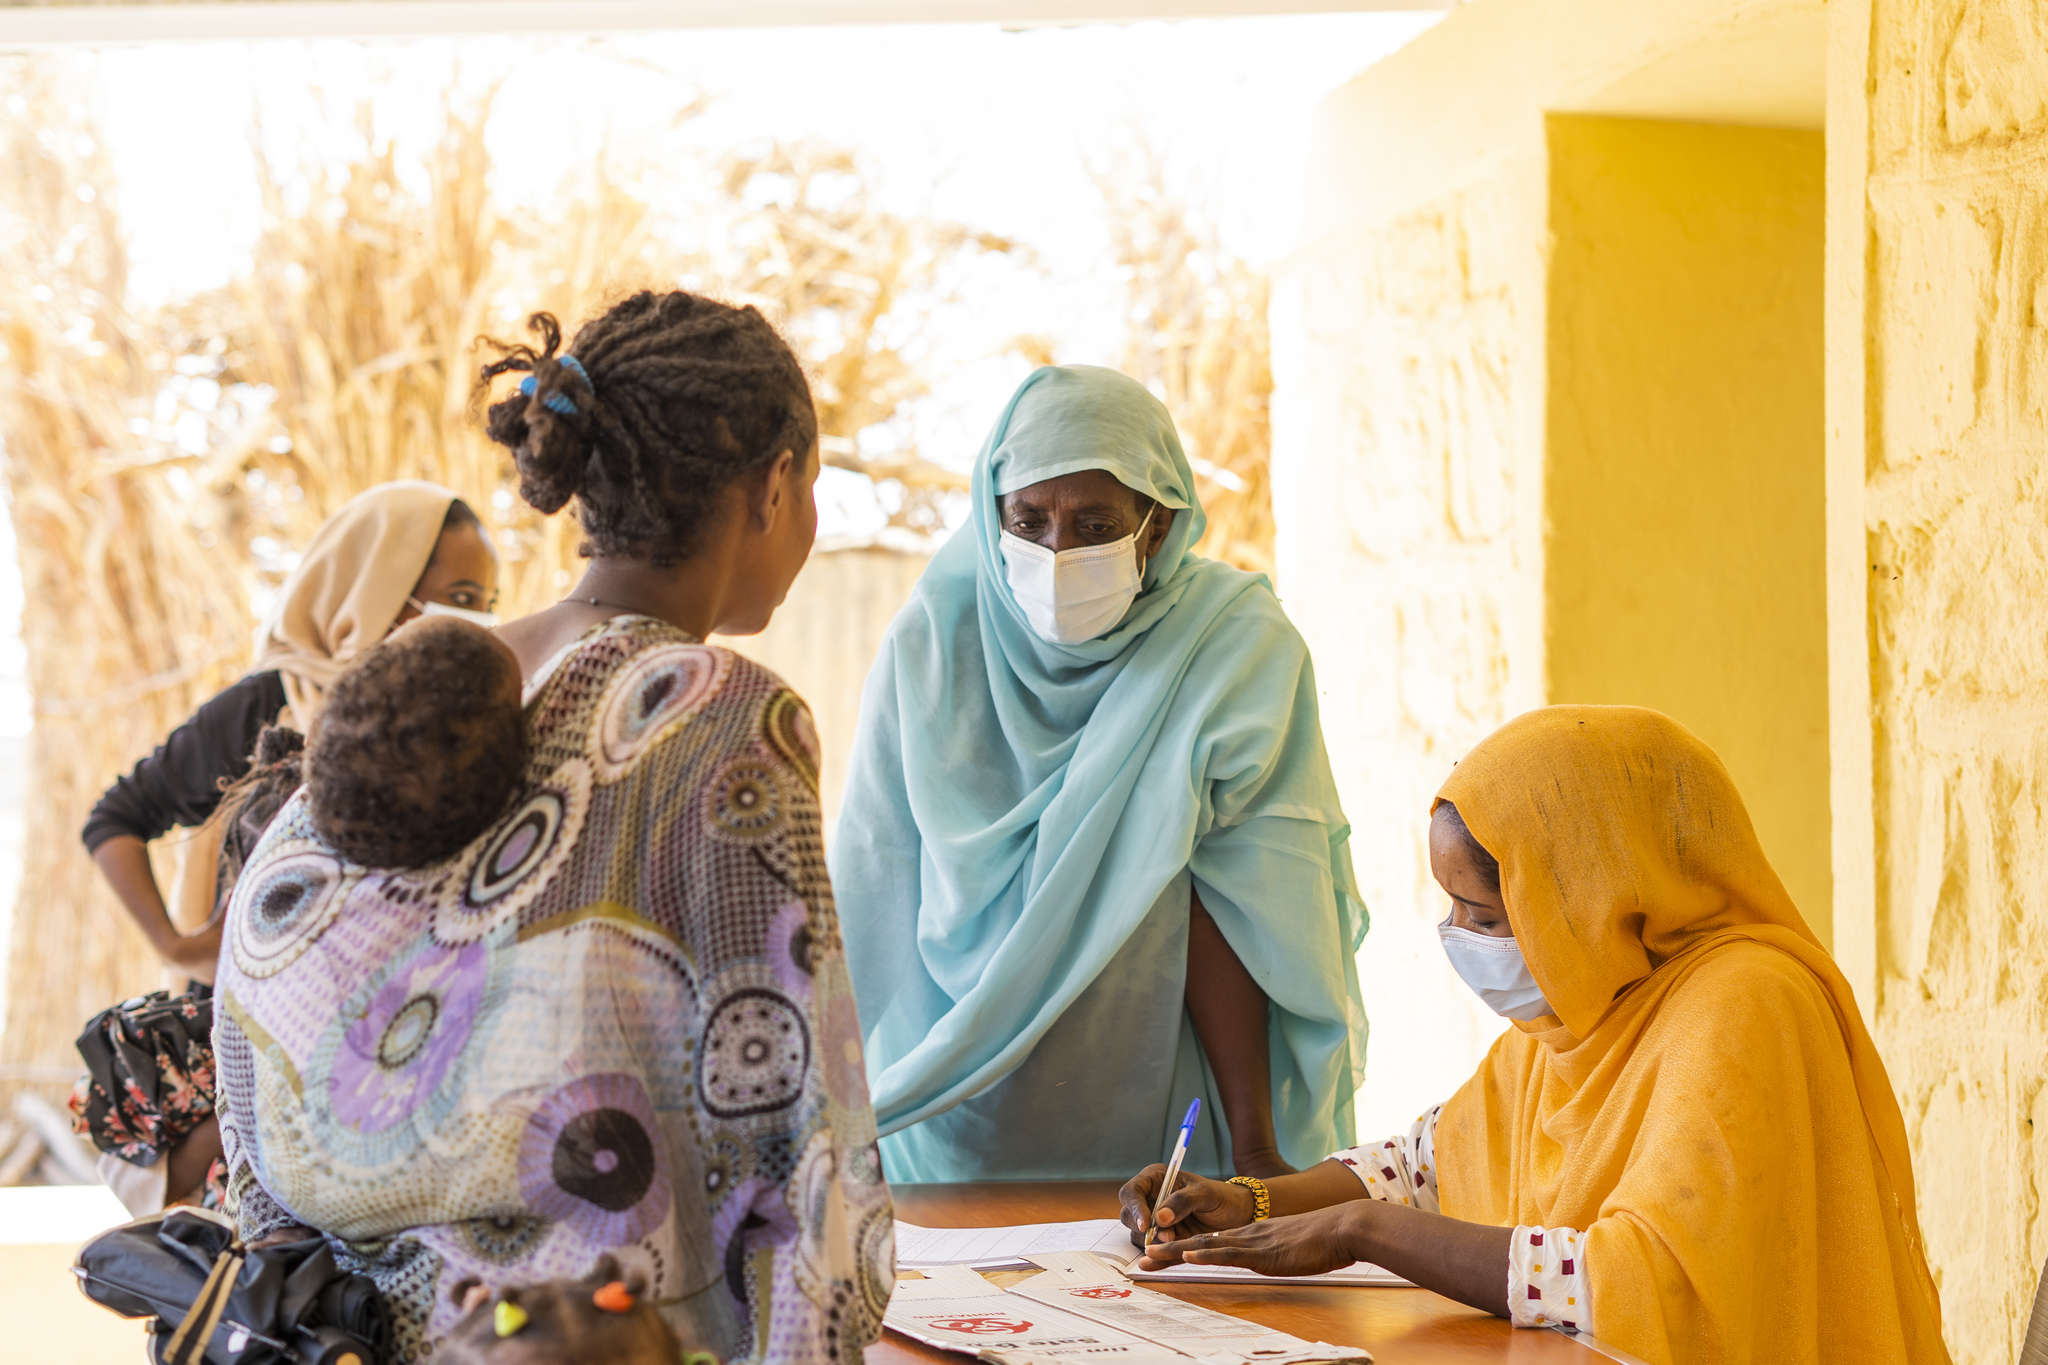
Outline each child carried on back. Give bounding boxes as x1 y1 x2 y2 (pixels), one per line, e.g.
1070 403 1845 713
227 617 692 1365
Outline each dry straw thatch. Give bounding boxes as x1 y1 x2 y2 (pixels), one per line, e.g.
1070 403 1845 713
1096 138 1276 576
0 57 1014 1113
0 71 257 1104
0 55 1275 1130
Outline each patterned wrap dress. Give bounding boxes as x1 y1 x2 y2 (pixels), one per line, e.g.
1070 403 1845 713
212 618 895 1363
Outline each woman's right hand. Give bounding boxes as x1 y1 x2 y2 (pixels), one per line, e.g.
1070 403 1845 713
1117 1164 1257 1248
162 920 225 983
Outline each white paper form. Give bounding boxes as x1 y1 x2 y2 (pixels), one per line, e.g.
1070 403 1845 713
896 1218 1137 1270
1014 1252 1372 1363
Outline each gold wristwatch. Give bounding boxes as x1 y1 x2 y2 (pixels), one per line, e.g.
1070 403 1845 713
1226 1175 1272 1221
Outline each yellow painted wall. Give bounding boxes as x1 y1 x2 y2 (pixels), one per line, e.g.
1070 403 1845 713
1272 147 1547 1138
1832 1 2048 1359
1543 114 1833 947
1277 0 1832 1140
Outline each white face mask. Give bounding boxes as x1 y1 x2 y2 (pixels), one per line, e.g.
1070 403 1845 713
1438 920 1554 1021
409 596 500 629
999 508 1154 645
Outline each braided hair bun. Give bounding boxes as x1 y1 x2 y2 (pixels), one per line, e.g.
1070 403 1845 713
304 616 528 870
478 291 817 565
480 312 596 516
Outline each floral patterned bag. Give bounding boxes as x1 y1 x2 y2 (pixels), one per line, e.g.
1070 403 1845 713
70 985 226 1207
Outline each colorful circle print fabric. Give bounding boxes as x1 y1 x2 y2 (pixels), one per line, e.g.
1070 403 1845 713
213 618 895 1363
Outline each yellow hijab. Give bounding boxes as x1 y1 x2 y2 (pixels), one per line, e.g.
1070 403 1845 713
254 481 460 722
1433 706 1948 1365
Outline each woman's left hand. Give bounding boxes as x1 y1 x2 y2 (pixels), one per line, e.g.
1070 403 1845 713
248 1223 317 1250
1142 1202 1369 1277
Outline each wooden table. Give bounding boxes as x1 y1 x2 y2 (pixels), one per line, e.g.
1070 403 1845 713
868 1183 1617 1365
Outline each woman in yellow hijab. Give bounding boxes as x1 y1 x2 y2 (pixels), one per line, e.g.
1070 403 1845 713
1123 706 1949 1365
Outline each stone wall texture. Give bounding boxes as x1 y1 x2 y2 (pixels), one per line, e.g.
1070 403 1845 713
1272 160 1545 1139
1860 1 2048 1359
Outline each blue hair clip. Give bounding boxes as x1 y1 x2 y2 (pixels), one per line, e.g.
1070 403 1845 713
518 354 586 419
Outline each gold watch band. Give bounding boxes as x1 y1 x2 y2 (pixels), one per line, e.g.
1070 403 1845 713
1226 1175 1272 1221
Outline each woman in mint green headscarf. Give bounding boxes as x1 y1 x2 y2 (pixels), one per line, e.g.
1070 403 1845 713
834 365 1368 1184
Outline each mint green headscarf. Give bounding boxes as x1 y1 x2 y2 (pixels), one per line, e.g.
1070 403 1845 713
834 365 1368 1181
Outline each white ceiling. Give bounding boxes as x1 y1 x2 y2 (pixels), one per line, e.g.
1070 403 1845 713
1568 1 1827 131
0 0 1461 45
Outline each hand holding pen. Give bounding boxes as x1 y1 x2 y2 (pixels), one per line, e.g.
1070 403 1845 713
1146 1099 1202 1247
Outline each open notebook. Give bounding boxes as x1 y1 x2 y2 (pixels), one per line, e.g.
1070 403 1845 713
895 1219 1136 1271
894 1218 1410 1286
1128 1259 1408 1287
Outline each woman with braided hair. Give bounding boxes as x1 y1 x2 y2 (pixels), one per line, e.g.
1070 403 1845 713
213 291 892 1364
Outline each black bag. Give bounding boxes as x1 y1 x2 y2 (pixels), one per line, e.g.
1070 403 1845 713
73 1207 392 1365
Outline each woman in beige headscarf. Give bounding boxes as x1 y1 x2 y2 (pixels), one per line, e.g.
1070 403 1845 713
82 480 499 981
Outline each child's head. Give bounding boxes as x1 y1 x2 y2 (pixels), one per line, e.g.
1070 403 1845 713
435 1258 681 1365
304 615 527 869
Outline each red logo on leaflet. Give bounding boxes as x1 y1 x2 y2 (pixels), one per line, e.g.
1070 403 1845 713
1070 1287 1132 1300
928 1316 1034 1336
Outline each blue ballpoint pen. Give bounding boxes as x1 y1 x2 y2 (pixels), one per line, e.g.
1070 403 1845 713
1146 1098 1203 1246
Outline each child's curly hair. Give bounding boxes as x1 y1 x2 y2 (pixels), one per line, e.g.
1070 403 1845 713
303 616 527 869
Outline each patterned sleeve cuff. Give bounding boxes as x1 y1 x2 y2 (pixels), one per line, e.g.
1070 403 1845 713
1507 1224 1591 1335
1329 1104 1444 1211
1409 1105 1442 1214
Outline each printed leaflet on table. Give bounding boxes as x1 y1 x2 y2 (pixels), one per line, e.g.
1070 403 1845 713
885 1253 1373 1364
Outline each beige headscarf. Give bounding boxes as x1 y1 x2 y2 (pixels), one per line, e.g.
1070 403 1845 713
254 480 462 723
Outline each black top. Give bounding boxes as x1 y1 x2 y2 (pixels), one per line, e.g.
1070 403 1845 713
81 670 289 853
